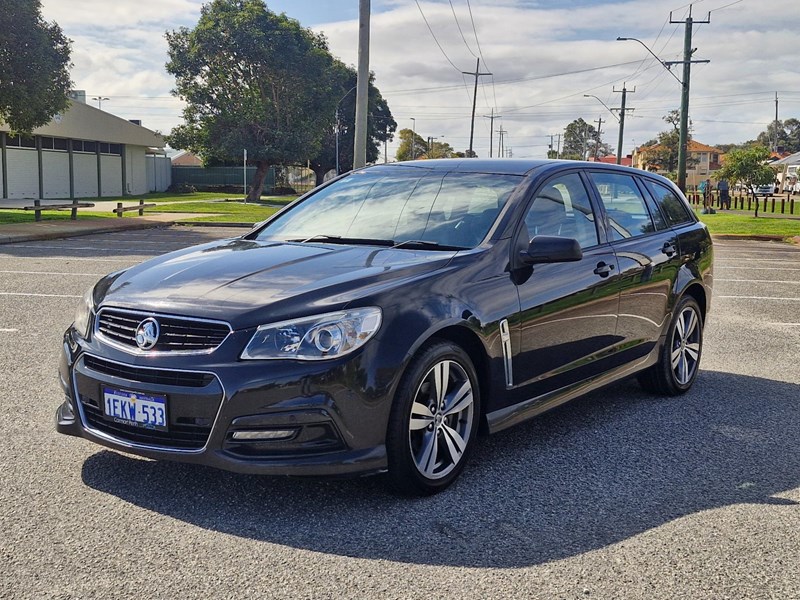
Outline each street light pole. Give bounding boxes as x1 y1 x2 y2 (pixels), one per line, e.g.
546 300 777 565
410 117 416 159
92 96 109 110
618 10 709 190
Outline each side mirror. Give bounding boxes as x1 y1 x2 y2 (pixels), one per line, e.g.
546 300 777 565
519 235 583 265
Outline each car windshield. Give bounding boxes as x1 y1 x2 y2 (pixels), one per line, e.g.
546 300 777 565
253 167 522 249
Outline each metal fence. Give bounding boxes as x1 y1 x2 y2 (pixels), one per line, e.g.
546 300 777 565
171 165 275 192
171 165 317 195
687 190 799 215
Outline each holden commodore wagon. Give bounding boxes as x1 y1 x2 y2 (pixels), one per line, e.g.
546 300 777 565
56 159 713 495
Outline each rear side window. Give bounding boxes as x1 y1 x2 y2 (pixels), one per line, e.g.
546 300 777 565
643 180 694 226
588 172 656 240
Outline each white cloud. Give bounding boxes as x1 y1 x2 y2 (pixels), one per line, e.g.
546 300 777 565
40 0 800 157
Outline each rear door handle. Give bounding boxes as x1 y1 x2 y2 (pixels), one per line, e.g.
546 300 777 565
593 262 615 277
662 241 677 257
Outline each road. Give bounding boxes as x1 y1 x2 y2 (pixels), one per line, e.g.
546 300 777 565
1 228 798 599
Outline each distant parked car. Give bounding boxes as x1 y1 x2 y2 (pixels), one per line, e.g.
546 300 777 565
56 159 714 495
752 184 775 197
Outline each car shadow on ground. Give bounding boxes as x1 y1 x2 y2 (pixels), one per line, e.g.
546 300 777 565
81 370 799 568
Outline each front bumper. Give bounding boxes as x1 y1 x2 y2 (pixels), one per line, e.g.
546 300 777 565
56 330 394 477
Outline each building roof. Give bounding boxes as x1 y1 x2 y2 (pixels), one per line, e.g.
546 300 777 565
588 155 632 166
773 150 800 165
171 151 203 166
639 140 722 154
0 99 164 147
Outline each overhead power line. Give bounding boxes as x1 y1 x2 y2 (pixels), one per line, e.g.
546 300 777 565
414 0 463 73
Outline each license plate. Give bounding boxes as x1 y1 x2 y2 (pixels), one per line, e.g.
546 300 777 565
102 387 168 431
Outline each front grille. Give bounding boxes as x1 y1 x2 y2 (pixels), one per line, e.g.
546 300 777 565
80 394 211 449
96 308 230 353
84 355 214 388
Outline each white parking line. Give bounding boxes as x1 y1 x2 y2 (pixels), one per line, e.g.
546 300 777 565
716 259 800 264
0 256 139 263
0 292 82 298
716 295 800 301
716 266 800 271
0 270 105 276
716 279 800 285
0 328 19 332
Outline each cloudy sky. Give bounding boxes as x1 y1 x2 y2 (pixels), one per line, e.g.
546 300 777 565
40 0 800 160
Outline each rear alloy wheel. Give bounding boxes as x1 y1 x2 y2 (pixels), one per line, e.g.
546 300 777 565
638 295 703 395
386 342 480 495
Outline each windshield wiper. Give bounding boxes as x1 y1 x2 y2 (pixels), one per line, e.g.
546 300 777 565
289 234 395 247
392 239 467 251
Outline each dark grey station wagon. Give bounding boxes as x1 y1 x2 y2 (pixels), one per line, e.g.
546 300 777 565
57 159 713 494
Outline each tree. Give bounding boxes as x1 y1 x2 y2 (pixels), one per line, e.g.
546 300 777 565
640 110 696 175
307 62 395 186
714 145 777 217
756 118 800 154
166 0 337 201
0 0 72 132
562 118 598 160
396 129 429 161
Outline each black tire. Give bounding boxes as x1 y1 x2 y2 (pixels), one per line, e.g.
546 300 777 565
385 341 480 496
638 295 704 396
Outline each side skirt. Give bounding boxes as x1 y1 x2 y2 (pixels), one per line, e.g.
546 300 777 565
486 340 662 434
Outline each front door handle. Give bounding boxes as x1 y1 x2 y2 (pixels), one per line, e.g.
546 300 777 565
593 262 615 277
662 241 677 257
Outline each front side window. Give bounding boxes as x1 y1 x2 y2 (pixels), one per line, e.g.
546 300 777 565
254 168 521 249
523 173 599 249
588 172 655 241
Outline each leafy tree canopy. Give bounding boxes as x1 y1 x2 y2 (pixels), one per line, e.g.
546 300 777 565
714 145 777 216
640 110 697 173
756 118 800 154
166 0 337 200
307 61 395 185
0 0 72 132
396 129 429 161
561 118 598 160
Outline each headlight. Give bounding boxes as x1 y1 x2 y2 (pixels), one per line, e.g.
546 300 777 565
73 286 95 339
241 307 382 361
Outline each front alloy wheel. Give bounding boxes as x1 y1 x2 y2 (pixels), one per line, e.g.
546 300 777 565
387 342 480 495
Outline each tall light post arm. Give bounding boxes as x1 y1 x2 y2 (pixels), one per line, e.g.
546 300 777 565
616 37 683 85
583 94 619 122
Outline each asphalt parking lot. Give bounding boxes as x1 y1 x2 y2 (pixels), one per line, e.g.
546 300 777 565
1 228 798 599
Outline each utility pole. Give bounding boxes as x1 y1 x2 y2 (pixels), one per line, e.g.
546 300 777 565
462 58 492 157
669 5 710 191
484 109 499 158
594 116 604 160
549 134 554 158
613 84 635 164
556 133 561 157
498 127 505 158
410 117 416 159
774 91 780 152
352 0 370 170
384 123 388 163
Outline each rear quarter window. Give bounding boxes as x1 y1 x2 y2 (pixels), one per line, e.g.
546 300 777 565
643 180 694 226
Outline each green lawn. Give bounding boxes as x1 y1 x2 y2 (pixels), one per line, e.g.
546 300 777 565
151 200 282 223
697 210 800 238
88 192 296 205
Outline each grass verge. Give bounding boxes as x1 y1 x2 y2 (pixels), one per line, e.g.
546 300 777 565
697 210 800 238
151 200 282 223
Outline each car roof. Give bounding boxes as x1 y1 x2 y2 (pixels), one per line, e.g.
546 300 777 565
363 158 663 179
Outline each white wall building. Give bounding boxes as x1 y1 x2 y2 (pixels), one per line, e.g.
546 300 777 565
0 91 170 199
